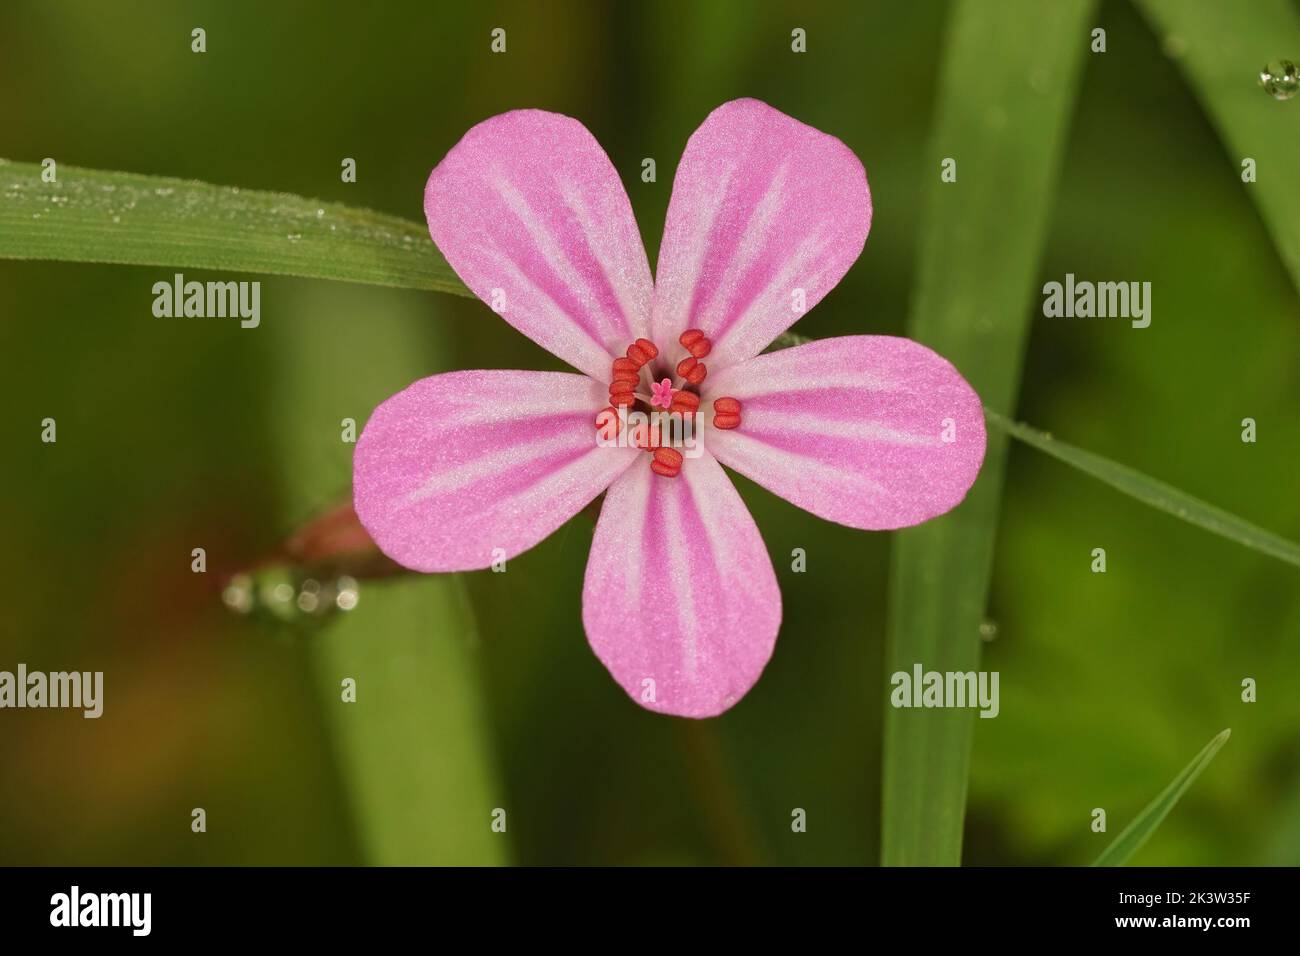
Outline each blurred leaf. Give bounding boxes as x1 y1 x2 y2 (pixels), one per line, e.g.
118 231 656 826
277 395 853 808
1092 729 1231 866
1136 0 1300 293
268 282 504 865
986 408 1300 569
883 0 1096 866
0 159 471 295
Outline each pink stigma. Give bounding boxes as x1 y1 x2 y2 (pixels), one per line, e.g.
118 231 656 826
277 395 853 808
650 377 675 409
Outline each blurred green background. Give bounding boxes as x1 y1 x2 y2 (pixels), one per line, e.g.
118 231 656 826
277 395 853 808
1 0 1297 866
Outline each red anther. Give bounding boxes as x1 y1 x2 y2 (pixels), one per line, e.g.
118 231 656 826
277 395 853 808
651 446 683 477
712 413 741 430
679 328 712 358
611 368 640 386
612 357 640 375
670 391 701 414
713 397 741 415
609 389 636 408
626 343 652 367
634 338 659 360
654 447 684 468
675 357 707 385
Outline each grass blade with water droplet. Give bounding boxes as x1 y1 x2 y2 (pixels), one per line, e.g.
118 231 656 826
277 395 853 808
986 409 1300 569
1135 0 1300 294
882 0 1096 867
0 159 472 295
1092 729 1231 866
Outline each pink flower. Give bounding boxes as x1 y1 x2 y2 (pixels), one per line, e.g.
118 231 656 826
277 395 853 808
353 99 986 718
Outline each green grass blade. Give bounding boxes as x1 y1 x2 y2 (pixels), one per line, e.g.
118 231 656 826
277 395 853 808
1092 729 1231 866
313 576 506 865
882 0 1096 866
986 408 1300 569
0 158 471 295
1136 0 1300 294
269 282 504 864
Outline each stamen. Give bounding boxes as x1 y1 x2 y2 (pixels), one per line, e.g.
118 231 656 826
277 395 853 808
676 356 707 385
611 368 641 387
669 390 700 415
626 338 659 368
679 328 712 358
608 383 636 407
712 396 742 430
651 446 683 478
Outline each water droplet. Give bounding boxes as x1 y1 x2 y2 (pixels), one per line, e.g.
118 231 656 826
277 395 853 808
1259 59 1299 100
978 619 998 641
296 578 322 613
222 574 255 614
286 232 302 242
154 187 174 197
315 208 325 218
335 575 359 611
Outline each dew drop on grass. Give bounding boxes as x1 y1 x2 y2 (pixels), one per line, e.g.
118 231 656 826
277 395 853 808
222 574 255 615
1259 59 1299 100
979 619 998 641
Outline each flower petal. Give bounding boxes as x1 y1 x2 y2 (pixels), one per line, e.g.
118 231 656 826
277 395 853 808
651 98 871 370
425 109 653 381
354 370 638 572
583 454 781 718
705 336 986 530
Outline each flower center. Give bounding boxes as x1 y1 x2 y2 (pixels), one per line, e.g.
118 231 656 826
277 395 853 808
593 329 743 477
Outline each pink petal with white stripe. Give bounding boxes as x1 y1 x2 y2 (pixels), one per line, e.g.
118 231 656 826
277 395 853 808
583 454 781 718
425 110 653 381
704 336 985 530
354 370 638 572
651 98 871 371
